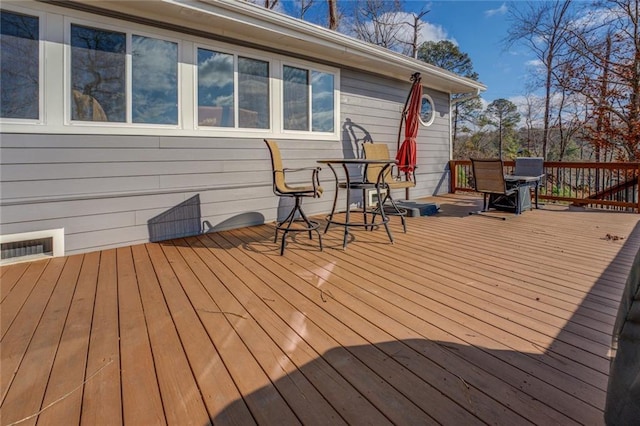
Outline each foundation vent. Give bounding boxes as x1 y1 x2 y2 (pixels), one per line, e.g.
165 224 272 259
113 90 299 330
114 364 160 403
0 229 64 265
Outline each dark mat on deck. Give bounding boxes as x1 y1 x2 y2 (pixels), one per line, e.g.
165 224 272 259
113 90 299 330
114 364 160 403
396 200 440 217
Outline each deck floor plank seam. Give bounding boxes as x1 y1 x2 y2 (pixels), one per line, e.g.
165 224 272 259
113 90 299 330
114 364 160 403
217 228 533 425
180 236 397 425
1 260 49 339
200 231 450 425
1 194 638 426
116 246 166 425
37 252 100 426
1 255 82 426
167 237 301 425
154 242 257 425
242 228 604 422
357 228 616 359
175 238 344 426
81 249 122 425
131 244 211 425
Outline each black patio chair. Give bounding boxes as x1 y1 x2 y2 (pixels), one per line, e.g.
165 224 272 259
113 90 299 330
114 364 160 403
470 158 526 218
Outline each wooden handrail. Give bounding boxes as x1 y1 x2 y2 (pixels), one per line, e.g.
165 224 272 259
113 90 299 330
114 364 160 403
449 160 640 213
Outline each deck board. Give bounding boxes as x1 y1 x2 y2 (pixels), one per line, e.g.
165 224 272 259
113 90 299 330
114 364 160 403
38 252 100 426
240 226 591 424
81 249 122 425
1 194 639 425
151 242 256 425
117 246 166 425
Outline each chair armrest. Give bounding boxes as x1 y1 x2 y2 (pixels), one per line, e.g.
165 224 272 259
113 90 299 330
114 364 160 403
282 167 322 197
283 167 320 173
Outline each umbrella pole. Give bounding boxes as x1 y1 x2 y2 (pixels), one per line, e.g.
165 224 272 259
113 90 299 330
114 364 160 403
396 80 414 173
397 73 421 198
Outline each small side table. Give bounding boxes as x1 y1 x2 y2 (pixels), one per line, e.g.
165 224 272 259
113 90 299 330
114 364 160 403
505 174 542 208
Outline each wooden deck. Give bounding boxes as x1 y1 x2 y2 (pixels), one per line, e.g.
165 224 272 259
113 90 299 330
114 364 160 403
2 194 639 425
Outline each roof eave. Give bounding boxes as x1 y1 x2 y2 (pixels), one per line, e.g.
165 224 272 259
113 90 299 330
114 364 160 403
64 0 486 94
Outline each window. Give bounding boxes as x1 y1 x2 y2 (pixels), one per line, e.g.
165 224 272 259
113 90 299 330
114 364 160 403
238 57 269 129
283 65 308 131
132 35 178 124
311 71 335 132
197 49 269 129
419 93 435 127
71 24 125 122
70 24 178 124
1 5 340 138
283 65 334 133
1 10 39 120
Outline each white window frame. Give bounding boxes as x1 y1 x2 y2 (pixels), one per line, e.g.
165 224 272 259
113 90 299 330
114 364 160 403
418 93 436 127
0 4 45 126
280 59 340 137
64 16 182 129
0 2 341 140
193 43 273 133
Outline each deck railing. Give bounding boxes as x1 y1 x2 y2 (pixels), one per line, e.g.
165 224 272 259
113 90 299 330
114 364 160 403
449 160 640 213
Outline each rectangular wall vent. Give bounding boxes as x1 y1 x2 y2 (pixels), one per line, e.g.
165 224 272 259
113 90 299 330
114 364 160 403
2 237 53 260
0 229 64 265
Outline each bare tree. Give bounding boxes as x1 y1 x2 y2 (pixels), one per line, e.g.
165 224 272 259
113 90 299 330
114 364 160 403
506 1 574 160
264 0 279 9
328 0 339 30
563 0 640 161
287 0 315 19
350 0 404 49
397 8 429 58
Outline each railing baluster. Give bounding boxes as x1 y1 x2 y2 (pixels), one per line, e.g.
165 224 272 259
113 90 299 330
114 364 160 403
449 160 640 212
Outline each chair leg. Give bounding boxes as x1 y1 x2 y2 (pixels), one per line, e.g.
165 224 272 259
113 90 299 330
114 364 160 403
385 195 407 233
297 199 323 251
276 195 322 254
372 191 408 233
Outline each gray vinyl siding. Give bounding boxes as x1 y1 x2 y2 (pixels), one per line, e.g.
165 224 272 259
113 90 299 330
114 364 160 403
342 70 451 198
0 39 452 257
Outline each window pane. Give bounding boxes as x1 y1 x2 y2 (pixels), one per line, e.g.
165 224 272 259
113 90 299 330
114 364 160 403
71 24 125 122
238 57 269 129
312 71 334 132
1 11 39 119
132 36 178 124
283 65 308 131
198 48 234 127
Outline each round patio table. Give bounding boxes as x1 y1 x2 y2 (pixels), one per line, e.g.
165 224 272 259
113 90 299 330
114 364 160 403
317 158 396 249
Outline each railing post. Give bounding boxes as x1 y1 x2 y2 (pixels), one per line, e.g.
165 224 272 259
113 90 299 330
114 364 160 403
449 160 456 193
637 163 640 213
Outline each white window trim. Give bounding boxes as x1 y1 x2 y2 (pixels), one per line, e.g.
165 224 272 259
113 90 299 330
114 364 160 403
0 4 45 126
0 2 341 140
193 43 274 133
63 16 183 129
280 59 340 137
419 93 436 127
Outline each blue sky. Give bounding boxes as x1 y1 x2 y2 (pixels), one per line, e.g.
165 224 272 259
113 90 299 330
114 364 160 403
274 0 541 103
404 1 530 103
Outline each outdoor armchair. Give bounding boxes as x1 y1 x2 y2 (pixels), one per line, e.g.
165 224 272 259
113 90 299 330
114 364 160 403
264 139 323 255
470 158 528 218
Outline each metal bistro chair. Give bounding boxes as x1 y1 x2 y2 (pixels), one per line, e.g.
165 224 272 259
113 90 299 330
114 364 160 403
363 142 415 232
264 139 323 255
470 158 527 218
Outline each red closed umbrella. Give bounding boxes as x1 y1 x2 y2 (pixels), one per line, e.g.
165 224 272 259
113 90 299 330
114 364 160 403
396 73 422 174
